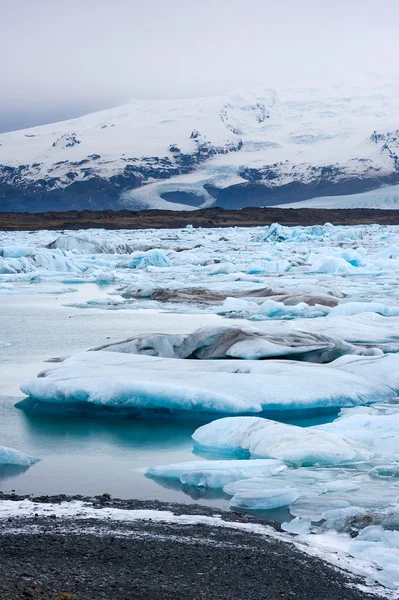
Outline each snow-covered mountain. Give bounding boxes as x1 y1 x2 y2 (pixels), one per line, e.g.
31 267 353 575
1 79 399 212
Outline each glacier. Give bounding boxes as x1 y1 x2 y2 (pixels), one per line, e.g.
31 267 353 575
2 78 399 211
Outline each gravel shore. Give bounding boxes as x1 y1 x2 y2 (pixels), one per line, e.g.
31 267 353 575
0 493 383 600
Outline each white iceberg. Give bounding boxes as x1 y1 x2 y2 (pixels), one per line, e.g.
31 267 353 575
0 445 38 467
19 351 395 416
192 417 371 465
146 458 286 489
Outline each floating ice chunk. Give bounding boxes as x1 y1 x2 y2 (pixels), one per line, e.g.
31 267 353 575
0 445 38 467
311 257 359 274
66 298 129 310
329 301 399 317
146 458 286 489
374 245 399 259
19 351 394 417
331 353 399 392
255 223 364 244
229 487 300 510
47 233 102 253
218 297 258 314
260 260 291 273
47 233 142 255
0 250 86 274
0 247 34 258
94 270 115 284
281 517 312 535
290 495 353 520
121 249 170 269
195 402 399 465
340 249 364 267
255 299 312 318
193 417 371 465
348 530 399 589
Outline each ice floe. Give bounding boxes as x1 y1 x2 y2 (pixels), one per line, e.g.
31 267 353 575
149 406 399 589
5 222 399 593
18 350 396 417
0 445 38 467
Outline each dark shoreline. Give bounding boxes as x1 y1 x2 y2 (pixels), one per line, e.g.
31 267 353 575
0 493 383 600
2 207 399 231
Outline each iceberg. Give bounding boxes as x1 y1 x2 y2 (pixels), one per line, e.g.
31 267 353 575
193 406 399 465
18 351 395 417
331 354 399 393
0 445 38 467
0 247 35 258
328 301 399 317
120 249 170 269
229 487 301 510
192 417 371 465
47 233 144 254
281 517 312 535
47 233 103 253
311 257 359 275
146 458 286 489
91 325 380 363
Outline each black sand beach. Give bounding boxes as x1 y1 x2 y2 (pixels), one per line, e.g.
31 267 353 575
0 494 382 600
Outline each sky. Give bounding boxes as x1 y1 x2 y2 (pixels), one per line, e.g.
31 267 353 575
1 0 399 133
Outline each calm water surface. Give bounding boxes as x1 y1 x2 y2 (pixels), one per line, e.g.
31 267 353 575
0 284 231 506
0 283 336 510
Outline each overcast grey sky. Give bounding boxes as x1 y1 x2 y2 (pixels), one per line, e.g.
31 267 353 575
1 0 399 133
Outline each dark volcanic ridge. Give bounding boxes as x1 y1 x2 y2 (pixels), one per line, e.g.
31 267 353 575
3 207 399 231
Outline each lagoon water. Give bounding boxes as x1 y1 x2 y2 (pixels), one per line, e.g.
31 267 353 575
3 225 399 591
0 283 333 505
0 284 231 505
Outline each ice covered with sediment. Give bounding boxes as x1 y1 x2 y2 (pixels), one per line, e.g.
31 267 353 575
19 350 397 415
0 445 38 467
91 324 380 363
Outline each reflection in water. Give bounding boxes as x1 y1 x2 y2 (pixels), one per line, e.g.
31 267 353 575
0 464 32 483
1 398 340 507
16 397 340 428
20 410 197 452
145 472 231 501
232 505 292 524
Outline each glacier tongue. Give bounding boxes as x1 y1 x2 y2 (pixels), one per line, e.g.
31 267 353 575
2 79 399 211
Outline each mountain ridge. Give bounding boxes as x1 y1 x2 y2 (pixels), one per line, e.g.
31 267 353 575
1 81 399 212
